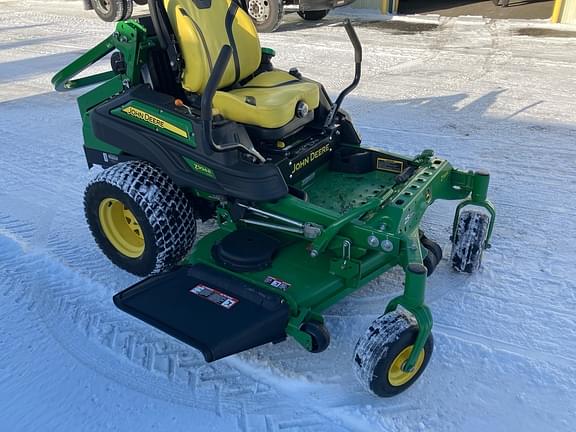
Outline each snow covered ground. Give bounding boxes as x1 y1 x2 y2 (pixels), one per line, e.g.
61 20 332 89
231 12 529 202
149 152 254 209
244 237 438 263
1 1 576 431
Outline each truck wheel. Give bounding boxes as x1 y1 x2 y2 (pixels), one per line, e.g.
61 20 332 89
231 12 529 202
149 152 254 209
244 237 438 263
90 0 126 22
121 0 133 20
451 210 489 273
247 0 283 33
84 161 196 276
353 310 433 397
297 10 329 21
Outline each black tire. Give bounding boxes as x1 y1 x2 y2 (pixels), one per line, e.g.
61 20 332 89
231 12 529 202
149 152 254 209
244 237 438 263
353 310 434 397
297 10 329 21
423 249 438 277
246 0 283 33
421 235 442 277
84 161 196 277
451 210 489 273
90 0 126 22
301 321 330 353
121 0 133 20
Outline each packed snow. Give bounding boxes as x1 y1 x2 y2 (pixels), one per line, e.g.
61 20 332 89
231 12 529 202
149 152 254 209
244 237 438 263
1 1 575 431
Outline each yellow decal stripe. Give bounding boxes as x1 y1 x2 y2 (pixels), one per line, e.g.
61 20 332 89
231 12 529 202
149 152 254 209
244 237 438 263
122 106 188 138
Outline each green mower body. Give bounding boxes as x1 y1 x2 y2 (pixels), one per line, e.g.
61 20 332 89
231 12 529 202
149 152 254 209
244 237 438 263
52 6 495 397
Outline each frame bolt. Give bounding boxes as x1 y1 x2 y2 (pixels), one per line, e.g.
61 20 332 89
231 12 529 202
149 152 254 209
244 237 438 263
367 235 379 248
381 239 393 252
310 249 319 258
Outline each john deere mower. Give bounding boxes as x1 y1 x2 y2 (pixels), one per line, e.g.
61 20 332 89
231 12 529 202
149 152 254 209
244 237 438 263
52 0 495 397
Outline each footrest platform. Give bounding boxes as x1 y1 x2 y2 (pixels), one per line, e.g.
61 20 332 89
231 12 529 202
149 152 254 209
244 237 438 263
113 264 290 362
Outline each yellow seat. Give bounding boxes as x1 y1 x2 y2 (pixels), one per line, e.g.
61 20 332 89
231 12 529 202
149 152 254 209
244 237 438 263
214 71 320 129
164 0 319 129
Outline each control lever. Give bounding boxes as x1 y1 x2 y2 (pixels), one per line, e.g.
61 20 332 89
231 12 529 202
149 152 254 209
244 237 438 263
324 19 362 131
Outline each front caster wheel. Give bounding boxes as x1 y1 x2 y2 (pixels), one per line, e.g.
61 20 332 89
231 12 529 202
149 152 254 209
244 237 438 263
353 310 433 397
451 210 489 273
84 161 197 276
301 320 330 353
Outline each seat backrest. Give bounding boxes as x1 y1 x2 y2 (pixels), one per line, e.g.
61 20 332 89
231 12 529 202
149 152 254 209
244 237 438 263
163 0 261 94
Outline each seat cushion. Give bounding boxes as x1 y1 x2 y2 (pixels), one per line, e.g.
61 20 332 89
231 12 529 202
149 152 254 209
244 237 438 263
212 70 320 129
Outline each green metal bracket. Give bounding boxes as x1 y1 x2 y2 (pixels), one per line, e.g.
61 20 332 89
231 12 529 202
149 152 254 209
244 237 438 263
385 229 432 372
51 20 153 93
310 198 381 257
51 35 117 92
413 149 434 166
451 171 496 248
216 207 236 231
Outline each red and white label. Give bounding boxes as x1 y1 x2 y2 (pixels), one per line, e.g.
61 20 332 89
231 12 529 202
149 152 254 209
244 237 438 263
190 284 239 309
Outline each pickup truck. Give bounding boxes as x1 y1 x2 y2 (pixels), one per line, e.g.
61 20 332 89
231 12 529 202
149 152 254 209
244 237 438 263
83 0 356 32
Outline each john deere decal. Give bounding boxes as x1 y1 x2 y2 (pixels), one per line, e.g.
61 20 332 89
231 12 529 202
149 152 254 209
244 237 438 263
122 106 188 138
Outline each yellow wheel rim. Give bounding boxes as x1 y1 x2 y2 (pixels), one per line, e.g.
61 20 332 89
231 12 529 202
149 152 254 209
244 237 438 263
98 198 145 258
387 345 426 387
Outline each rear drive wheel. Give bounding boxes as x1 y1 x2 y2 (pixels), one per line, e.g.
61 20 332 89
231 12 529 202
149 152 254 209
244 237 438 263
84 161 196 276
297 10 329 21
353 310 433 397
90 0 126 22
247 0 283 33
451 210 489 273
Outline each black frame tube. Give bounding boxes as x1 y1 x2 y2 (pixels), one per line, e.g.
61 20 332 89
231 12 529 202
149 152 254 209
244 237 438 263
324 19 363 129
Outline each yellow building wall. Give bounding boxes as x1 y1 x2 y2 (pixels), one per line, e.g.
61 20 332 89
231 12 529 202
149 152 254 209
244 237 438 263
351 0 574 23
349 0 397 14
553 0 576 24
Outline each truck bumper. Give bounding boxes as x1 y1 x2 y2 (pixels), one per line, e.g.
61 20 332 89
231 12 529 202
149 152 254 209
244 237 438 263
299 0 356 12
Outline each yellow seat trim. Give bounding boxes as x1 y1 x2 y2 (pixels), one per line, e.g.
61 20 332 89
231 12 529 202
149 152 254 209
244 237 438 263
164 0 261 93
213 71 320 129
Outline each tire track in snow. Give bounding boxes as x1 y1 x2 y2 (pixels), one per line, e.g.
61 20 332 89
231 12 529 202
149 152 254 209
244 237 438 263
434 323 576 365
0 225 367 432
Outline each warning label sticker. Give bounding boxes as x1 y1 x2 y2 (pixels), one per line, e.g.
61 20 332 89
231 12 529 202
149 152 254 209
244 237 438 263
264 276 291 291
376 158 404 174
190 284 239 309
